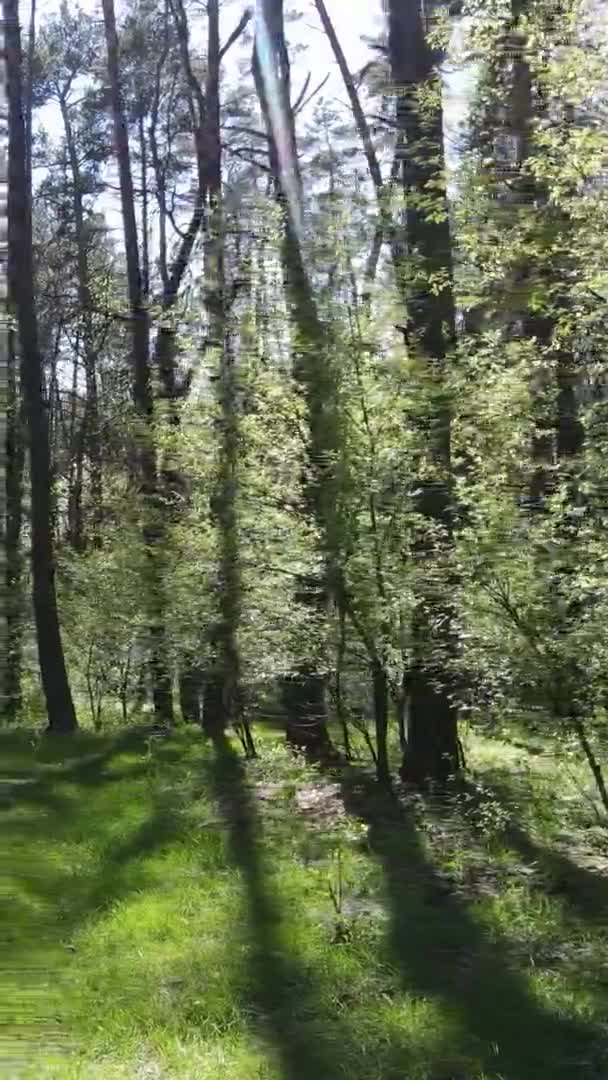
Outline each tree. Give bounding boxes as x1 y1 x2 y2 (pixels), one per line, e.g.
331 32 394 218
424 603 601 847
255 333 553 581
4 326 25 720
102 0 174 725
4 0 77 732
253 0 337 757
35 6 109 547
388 0 460 784
0 18 7 718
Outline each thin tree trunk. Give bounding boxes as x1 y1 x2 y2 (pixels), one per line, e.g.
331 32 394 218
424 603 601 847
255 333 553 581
102 0 174 725
314 0 382 195
5 0 77 732
66 356 85 552
388 0 459 784
396 668 408 755
139 114 150 298
166 3 251 726
314 0 396 279
24 0 35 189
202 0 245 745
178 663 203 723
372 659 390 786
58 97 103 536
148 32 170 292
572 716 608 819
334 598 352 759
0 17 8 717
5 329 25 721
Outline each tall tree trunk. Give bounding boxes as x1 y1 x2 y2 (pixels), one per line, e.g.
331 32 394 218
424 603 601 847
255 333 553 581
59 95 103 537
178 663 203 724
102 0 174 725
201 0 233 740
314 0 398 285
388 0 459 784
200 0 254 756
5 329 25 721
253 0 335 757
0 15 8 717
161 1 252 727
138 114 150 299
372 659 390 786
5 0 77 732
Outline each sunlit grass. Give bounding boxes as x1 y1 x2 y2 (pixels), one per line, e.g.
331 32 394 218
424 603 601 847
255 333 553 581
0 724 606 1078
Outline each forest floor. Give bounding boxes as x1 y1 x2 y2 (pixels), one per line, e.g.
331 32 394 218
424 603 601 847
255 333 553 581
1 723 608 1080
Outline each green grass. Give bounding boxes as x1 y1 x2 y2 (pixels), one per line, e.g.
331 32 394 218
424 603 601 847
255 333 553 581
1 724 607 1078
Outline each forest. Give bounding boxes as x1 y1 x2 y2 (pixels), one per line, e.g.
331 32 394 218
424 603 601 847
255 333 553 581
1 0 608 1076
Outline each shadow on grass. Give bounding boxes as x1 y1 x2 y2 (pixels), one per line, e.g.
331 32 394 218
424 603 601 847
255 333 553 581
474 777 608 929
333 766 605 1080
1 725 207 1070
503 823 608 926
0 728 199 981
206 736 358 1080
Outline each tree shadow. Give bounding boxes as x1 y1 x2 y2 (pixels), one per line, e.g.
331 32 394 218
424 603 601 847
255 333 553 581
465 774 608 928
503 822 608 925
205 736 371 1080
333 766 605 1080
2 728 214 1076
1 730 199 979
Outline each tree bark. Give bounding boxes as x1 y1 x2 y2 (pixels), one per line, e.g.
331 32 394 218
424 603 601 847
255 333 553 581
203 0 243 740
0 16 8 718
102 0 174 725
59 95 103 538
388 0 460 784
314 0 398 285
5 0 78 732
372 659 390 786
5 328 25 720
178 663 203 724
253 0 335 757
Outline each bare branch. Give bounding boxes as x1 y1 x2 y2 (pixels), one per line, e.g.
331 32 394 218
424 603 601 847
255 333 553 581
314 0 383 197
293 72 311 114
219 7 252 60
223 124 269 141
293 71 330 116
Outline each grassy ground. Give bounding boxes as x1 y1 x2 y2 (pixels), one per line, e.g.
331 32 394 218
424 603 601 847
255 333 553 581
1 723 607 1079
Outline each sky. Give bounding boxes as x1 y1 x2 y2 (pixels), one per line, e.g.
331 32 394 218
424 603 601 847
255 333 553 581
31 0 470 147
29 0 472 242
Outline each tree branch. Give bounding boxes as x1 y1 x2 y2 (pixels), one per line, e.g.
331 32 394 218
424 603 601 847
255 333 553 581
219 7 252 60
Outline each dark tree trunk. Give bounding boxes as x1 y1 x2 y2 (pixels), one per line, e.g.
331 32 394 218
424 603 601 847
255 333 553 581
5 0 77 732
102 0 174 725
205 0 245 742
179 663 203 724
201 665 224 740
372 660 390 786
166 0 252 738
67 412 85 552
404 608 460 784
396 669 408 755
5 328 25 721
282 668 332 755
388 0 460 785
138 114 150 299
334 598 352 759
